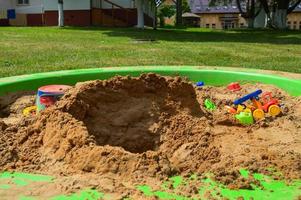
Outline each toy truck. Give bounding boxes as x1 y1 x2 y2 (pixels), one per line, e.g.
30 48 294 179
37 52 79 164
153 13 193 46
233 90 281 120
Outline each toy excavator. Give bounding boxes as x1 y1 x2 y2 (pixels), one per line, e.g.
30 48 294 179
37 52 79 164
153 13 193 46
233 89 281 120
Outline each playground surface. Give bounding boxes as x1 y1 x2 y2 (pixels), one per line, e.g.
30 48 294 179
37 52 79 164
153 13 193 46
0 74 300 199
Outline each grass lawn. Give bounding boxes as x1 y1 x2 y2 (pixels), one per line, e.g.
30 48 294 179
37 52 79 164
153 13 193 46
0 27 300 78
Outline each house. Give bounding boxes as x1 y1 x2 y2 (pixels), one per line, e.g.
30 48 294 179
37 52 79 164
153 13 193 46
0 0 155 27
190 0 301 30
190 0 247 29
287 6 301 30
0 0 91 26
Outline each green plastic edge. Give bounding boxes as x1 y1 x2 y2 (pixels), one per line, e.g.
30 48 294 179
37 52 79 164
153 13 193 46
0 66 301 97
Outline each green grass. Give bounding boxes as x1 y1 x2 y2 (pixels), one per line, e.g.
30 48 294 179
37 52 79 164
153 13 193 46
0 27 300 78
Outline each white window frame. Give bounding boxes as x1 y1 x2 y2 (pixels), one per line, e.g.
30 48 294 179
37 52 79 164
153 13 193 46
17 0 30 6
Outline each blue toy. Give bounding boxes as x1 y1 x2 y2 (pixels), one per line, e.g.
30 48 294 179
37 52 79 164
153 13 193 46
233 90 262 105
196 81 205 87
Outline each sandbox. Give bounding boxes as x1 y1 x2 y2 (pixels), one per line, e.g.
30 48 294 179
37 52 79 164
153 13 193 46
0 66 300 200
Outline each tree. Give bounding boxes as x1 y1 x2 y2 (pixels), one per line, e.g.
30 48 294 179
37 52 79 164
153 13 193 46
236 0 262 28
241 0 301 29
176 0 183 25
258 0 301 29
212 0 300 29
182 0 191 13
58 0 64 27
158 4 176 26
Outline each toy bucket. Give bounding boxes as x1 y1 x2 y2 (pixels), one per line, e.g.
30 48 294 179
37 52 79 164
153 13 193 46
36 85 71 112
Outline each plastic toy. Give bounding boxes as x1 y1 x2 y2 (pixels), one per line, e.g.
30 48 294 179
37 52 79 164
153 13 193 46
225 105 237 114
233 90 263 105
236 105 245 113
204 99 216 110
23 106 37 117
234 90 264 120
40 96 57 107
261 92 281 116
232 89 281 121
227 82 241 91
36 85 71 112
235 112 254 125
196 81 205 87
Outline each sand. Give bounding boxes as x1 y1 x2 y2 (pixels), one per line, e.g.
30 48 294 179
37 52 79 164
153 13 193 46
0 73 300 199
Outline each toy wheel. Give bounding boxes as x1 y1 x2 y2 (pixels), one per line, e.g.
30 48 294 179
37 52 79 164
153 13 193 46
268 105 281 116
253 109 265 120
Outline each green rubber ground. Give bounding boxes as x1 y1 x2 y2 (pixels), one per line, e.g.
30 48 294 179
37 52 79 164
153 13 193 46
0 170 300 200
0 66 300 199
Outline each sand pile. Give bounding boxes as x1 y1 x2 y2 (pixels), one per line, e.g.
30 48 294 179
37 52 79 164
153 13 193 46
1 74 213 178
0 73 300 196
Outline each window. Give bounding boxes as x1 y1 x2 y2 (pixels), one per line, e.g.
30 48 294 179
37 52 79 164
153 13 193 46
206 24 210 28
17 0 29 5
293 21 297 29
212 24 216 29
240 23 244 28
287 21 291 29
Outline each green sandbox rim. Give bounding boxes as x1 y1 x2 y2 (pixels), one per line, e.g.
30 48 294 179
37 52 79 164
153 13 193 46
0 66 301 97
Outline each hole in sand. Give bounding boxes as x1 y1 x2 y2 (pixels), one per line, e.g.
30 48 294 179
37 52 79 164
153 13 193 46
83 94 162 153
61 74 202 154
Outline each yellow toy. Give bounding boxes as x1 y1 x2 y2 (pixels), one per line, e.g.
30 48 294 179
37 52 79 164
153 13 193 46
23 106 37 117
227 90 282 125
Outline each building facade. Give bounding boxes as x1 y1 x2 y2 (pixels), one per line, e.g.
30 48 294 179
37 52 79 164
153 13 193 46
1 0 300 28
0 0 155 27
91 0 154 27
190 0 301 30
287 10 301 30
198 12 247 29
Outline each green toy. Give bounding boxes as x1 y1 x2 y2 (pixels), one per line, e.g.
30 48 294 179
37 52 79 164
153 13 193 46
204 99 216 111
235 112 254 125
